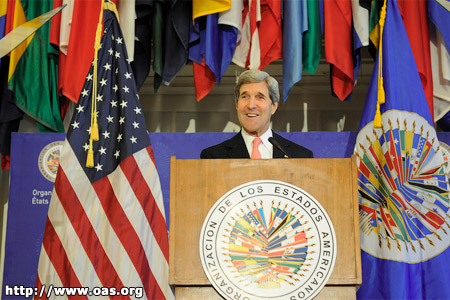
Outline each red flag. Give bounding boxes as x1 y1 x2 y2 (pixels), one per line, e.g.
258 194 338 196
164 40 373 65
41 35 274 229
36 6 172 299
324 0 354 100
397 0 434 121
258 0 282 70
5 0 17 35
49 0 62 47
194 60 216 101
59 0 116 103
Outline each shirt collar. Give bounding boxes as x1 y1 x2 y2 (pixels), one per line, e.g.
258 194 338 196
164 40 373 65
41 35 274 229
241 128 273 157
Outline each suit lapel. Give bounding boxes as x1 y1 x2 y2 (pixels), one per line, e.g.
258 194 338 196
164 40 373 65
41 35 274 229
272 132 289 158
226 132 250 158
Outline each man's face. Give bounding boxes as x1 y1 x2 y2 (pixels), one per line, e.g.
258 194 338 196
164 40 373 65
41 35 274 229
236 81 278 137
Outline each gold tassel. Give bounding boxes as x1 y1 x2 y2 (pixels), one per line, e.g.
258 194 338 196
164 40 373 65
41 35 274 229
91 118 99 141
374 106 382 128
86 140 94 168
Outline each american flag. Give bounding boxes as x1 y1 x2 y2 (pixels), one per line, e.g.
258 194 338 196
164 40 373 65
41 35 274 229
35 6 172 300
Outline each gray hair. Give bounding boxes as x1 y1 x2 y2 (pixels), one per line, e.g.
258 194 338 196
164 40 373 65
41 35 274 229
234 69 280 104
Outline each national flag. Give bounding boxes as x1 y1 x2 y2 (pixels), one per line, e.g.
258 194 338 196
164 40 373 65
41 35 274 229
162 0 191 85
318 0 324 34
190 0 239 101
324 0 354 100
132 0 154 91
152 0 164 92
233 0 261 69
0 5 64 59
354 1 450 299
0 1 23 170
0 2 6 63
368 0 383 46
35 5 172 300
350 0 369 100
258 0 282 70
189 16 213 100
48 0 71 122
351 0 369 48
428 0 450 48
192 58 216 101
282 0 308 102
397 0 434 121
49 0 73 56
117 0 135 62
7 0 64 133
302 0 321 75
193 0 231 22
366 0 383 59
0 58 22 170
59 0 116 103
233 0 282 70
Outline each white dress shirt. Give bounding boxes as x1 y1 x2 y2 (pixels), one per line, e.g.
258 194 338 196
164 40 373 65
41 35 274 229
241 129 273 159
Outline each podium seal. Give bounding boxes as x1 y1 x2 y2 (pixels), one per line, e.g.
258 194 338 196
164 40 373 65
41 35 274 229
199 180 337 300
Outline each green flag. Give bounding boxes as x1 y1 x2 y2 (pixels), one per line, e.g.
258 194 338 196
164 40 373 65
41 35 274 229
302 0 321 74
8 0 64 133
369 0 383 47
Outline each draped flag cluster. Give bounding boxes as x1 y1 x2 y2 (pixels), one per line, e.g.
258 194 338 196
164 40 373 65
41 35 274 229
0 0 63 169
7 0 64 133
0 0 23 169
155 0 366 101
2 0 450 170
35 5 172 300
354 0 450 299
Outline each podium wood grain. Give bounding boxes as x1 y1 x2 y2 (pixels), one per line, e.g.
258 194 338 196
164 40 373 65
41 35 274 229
174 286 357 300
169 157 361 291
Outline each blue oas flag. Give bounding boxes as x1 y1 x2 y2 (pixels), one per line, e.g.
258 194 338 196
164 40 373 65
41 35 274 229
354 0 450 299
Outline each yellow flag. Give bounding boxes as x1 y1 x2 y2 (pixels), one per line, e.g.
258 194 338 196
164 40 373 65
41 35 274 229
193 0 231 22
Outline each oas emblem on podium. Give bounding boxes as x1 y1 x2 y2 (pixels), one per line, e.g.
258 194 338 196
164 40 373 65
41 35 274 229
200 180 337 300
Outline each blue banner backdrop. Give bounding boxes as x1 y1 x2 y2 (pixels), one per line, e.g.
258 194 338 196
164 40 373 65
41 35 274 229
2 132 450 298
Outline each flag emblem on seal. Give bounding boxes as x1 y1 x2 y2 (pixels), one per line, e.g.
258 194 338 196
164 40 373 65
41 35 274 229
225 200 313 288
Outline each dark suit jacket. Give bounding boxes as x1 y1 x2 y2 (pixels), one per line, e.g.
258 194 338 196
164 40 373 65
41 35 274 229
200 132 313 159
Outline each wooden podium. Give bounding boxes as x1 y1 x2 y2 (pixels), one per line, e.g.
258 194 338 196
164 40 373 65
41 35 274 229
169 157 361 299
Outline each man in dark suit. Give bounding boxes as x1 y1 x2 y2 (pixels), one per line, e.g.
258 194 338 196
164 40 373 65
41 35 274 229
201 70 313 159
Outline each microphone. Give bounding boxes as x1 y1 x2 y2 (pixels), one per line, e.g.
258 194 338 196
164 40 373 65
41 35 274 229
268 137 290 158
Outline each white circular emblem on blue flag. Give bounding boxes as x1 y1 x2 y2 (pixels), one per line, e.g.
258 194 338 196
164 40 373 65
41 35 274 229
355 110 450 262
199 180 337 300
38 141 64 182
